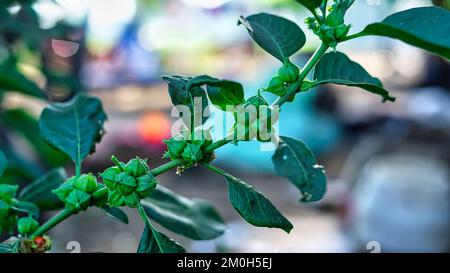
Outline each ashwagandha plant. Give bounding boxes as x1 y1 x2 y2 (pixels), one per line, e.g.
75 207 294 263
1 0 449 253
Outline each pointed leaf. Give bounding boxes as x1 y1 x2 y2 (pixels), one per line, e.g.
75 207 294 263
101 206 129 224
314 51 395 102
19 168 67 211
0 65 46 99
347 7 450 60
272 136 326 202
141 185 226 240
238 13 306 62
162 75 209 126
294 0 322 12
39 94 107 167
137 225 186 253
187 75 244 111
1 109 69 167
224 175 293 233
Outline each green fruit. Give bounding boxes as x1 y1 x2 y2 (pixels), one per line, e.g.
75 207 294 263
278 60 300 83
17 216 39 236
108 190 124 207
136 174 158 198
52 181 74 202
73 173 98 194
266 76 286 96
115 172 137 195
181 143 203 165
125 157 149 177
100 166 121 189
65 189 91 212
123 192 140 208
164 136 188 160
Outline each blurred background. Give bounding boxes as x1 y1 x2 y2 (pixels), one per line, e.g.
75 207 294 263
0 0 449 253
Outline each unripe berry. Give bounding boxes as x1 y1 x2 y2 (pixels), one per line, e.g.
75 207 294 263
278 60 300 83
17 216 39 236
73 173 98 194
125 157 149 177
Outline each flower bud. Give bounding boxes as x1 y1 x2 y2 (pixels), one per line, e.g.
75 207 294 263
101 166 121 189
115 172 137 195
181 143 204 165
125 157 149 177
278 60 300 83
136 174 158 199
108 190 125 207
164 136 188 160
52 181 75 202
17 216 39 236
65 189 91 212
266 76 287 96
73 173 98 194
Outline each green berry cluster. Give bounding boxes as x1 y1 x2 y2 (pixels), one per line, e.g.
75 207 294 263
101 157 157 208
53 174 106 212
305 0 353 48
163 130 215 168
0 184 19 233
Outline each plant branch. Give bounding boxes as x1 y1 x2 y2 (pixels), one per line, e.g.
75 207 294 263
31 43 330 238
273 42 329 107
31 208 73 238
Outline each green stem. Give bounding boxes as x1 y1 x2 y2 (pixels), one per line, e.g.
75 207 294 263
201 162 229 178
31 208 73 238
273 42 329 107
75 162 81 178
312 10 322 24
150 159 184 176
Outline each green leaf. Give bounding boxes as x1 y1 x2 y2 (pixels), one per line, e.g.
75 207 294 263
187 75 245 112
18 168 67 211
162 75 209 126
313 51 395 102
11 200 40 218
224 175 293 233
141 185 226 240
347 7 450 60
39 94 107 169
0 64 46 99
238 13 306 62
1 109 69 167
0 150 6 177
294 0 322 12
272 136 326 202
101 206 129 224
137 225 186 253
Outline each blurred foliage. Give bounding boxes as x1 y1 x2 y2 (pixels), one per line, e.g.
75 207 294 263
0 0 72 186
